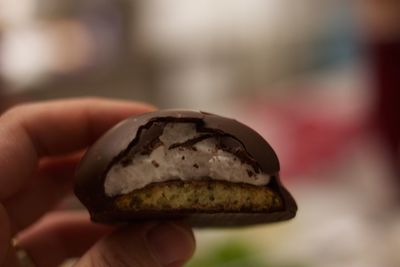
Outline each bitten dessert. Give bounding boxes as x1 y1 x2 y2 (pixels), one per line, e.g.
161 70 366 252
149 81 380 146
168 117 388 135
74 110 297 227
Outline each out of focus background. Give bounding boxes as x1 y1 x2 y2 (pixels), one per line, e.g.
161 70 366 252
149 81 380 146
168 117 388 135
1 0 399 266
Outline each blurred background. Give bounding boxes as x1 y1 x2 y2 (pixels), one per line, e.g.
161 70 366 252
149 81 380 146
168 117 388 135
1 0 399 266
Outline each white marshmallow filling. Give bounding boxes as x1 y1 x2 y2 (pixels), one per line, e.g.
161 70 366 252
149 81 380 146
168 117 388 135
104 123 270 197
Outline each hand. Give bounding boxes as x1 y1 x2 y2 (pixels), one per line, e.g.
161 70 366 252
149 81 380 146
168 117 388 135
0 98 195 267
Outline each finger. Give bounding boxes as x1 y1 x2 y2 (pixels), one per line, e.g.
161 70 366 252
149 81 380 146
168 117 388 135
0 97 155 200
15 211 113 267
75 221 195 267
3 153 82 232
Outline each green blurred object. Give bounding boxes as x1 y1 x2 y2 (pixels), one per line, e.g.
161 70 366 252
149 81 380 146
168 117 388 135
186 239 307 267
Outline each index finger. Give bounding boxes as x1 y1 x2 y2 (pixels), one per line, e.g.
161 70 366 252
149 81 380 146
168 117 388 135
0 97 155 199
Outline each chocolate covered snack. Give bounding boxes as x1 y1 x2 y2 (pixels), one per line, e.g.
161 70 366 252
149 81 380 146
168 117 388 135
74 110 297 227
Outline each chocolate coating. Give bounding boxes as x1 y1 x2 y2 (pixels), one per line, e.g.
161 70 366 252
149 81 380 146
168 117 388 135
74 110 297 227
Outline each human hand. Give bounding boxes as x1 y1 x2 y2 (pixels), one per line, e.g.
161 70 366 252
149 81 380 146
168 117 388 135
0 98 195 267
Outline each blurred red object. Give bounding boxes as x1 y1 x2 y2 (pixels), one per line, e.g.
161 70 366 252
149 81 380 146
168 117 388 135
371 40 400 176
239 90 366 181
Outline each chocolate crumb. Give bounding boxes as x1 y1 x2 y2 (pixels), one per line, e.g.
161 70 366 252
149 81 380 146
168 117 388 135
191 146 197 151
151 160 160 168
181 156 185 160
193 164 199 169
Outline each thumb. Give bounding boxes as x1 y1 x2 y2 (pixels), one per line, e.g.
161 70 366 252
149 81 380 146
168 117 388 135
74 222 195 267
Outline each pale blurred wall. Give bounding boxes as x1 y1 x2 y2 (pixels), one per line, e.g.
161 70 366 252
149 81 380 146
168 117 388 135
0 0 359 108
134 0 359 107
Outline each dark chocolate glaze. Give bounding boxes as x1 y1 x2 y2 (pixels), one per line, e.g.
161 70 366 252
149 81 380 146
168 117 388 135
74 110 297 227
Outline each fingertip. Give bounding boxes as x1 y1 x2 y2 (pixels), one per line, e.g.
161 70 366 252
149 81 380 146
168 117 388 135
146 222 196 266
75 221 196 267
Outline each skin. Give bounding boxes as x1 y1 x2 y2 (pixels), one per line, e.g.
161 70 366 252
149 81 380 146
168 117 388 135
0 98 195 267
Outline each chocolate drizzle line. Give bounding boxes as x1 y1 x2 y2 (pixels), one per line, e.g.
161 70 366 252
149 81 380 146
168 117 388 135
114 121 262 173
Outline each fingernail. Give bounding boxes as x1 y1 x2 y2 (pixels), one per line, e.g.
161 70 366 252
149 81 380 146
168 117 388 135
146 222 195 266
